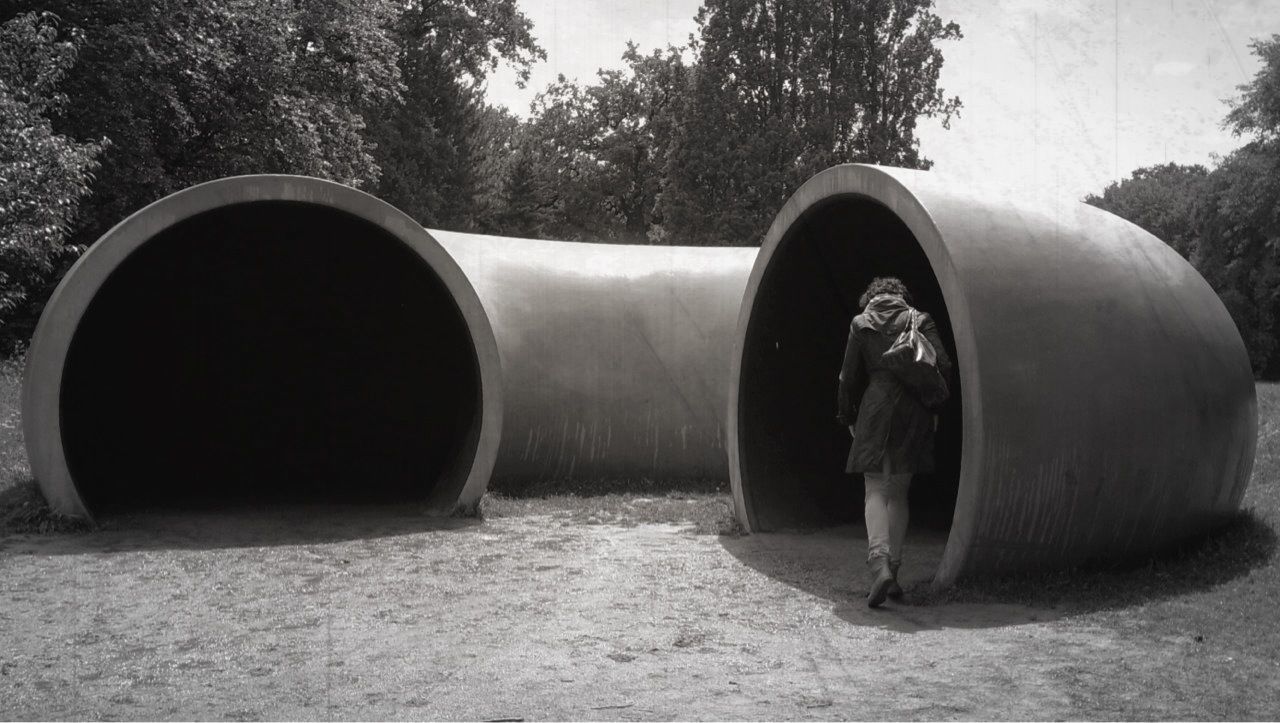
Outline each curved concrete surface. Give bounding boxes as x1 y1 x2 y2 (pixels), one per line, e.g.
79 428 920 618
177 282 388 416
432 231 757 490
24 176 503 519
729 164 1257 585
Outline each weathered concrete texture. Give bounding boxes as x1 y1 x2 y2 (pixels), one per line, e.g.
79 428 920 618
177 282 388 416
730 164 1257 584
433 231 758 490
24 176 503 518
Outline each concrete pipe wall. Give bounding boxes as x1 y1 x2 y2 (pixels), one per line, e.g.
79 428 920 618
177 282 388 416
431 231 757 490
729 164 1257 585
24 175 503 520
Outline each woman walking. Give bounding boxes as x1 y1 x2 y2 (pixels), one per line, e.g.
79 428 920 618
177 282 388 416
837 277 951 608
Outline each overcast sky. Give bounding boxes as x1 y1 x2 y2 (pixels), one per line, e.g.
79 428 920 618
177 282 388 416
485 0 1280 204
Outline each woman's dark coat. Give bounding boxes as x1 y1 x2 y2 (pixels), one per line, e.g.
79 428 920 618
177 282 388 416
837 294 952 474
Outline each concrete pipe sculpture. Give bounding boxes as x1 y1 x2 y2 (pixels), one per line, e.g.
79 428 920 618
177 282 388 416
24 175 503 520
730 164 1257 585
431 231 757 490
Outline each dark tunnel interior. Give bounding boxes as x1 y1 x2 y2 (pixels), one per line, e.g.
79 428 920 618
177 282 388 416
60 201 481 511
738 196 962 532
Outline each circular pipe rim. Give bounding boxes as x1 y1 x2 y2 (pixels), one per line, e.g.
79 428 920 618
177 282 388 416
23 174 503 520
727 164 981 574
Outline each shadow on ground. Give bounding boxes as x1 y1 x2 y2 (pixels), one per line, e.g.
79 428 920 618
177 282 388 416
719 524 1064 632
720 510 1276 632
0 489 481 555
925 509 1278 611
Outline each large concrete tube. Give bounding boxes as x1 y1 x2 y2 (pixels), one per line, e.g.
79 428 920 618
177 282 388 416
431 231 757 490
24 175 502 520
729 164 1257 585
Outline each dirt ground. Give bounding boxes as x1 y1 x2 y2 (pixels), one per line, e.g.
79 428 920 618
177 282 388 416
1 503 1275 721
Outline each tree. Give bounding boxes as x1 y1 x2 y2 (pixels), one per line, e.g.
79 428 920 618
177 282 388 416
2 0 404 248
369 45 482 228
1197 34 1280 375
0 0 407 351
659 0 962 246
368 0 543 230
1084 163 1209 259
1191 146 1280 373
0 12 103 349
487 134 560 237
1092 35 1280 375
507 77 601 239
581 44 691 243
1225 34 1280 141
492 44 691 243
471 104 525 231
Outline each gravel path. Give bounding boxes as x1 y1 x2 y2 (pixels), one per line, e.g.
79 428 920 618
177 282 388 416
0 507 1272 720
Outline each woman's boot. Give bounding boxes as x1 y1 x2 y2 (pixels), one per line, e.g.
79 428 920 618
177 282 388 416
866 556 894 608
887 561 904 600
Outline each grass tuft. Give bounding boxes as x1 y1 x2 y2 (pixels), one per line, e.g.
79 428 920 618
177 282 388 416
488 475 728 498
0 354 90 534
479 490 742 535
0 478 90 534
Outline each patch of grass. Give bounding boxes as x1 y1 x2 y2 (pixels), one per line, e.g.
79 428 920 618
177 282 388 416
479 491 743 535
480 475 740 534
0 356 88 534
0 478 90 533
0 353 27 497
489 476 728 497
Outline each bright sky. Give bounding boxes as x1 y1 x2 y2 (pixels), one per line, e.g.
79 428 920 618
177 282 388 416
485 0 1280 204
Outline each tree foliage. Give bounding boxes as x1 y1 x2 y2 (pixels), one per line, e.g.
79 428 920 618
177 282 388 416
1084 163 1209 259
658 0 962 245
581 45 690 243
1225 34 1280 142
1197 35 1280 376
0 12 103 348
8 0 406 246
485 0 962 246
369 0 543 229
1192 146 1280 373
484 44 690 243
1090 35 1280 376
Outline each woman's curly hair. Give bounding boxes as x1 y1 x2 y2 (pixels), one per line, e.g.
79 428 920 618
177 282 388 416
859 276 912 308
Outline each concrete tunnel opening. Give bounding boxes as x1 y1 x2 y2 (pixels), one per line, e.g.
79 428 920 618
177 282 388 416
737 196 962 533
57 201 482 512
